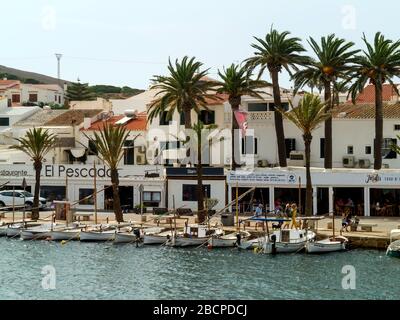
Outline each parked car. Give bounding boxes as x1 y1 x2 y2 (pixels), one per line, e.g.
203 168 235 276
0 190 47 210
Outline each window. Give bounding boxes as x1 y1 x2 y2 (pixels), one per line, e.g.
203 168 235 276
382 138 397 159
241 136 258 155
347 146 354 155
248 103 268 112
29 94 38 102
40 186 66 202
88 140 98 155
159 111 171 126
12 94 20 103
55 95 58 102
365 146 372 155
0 117 9 126
58 96 61 104
281 102 290 111
395 125 400 131
320 138 325 159
143 191 161 207
285 139 296 159
124 141 134 165
199 110 215 125
79 189 94 205
182 185 211 202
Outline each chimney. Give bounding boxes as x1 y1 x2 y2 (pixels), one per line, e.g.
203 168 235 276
83 117 92 130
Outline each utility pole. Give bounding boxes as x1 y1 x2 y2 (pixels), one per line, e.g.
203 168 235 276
55 53 62 88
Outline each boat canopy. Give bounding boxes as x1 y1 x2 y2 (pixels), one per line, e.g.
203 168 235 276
248 217 291 222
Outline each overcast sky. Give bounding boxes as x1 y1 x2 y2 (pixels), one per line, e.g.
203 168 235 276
1 0 397 89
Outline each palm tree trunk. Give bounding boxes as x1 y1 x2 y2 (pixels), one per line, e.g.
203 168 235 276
374 83 383 170
230 98 241 170
304 133 313 216
197 134 205 223
32 161 42 220
324 81 332 169
271 70 287 167
184 107 192 162
111 168 124 222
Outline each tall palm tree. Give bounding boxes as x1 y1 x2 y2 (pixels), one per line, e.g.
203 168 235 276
147 56 218 215
349 32 400 170
13 128 56 220
216 63 268 170
148 56 217 129
190 121 218 223
294 34 359 169
245 28 309 167
278 94 330 216
84 124 130 223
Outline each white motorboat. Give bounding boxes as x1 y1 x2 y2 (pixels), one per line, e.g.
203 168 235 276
306 236 348 254
208 231 251 248
386 229 400 258
238 236 268 250
263 229 316 254
166 224 224 248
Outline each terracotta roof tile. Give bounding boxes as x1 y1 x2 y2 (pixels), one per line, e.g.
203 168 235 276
352 84 397 103
333 103 400 119
45 109 103 126
83 112 147 131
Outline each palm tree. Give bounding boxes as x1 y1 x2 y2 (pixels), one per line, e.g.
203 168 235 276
216 63 268 170
84 124 130 223
349 32 400 170
147 56 218 215
190 121 218 223
294 34 359 169
148 56 217 129
13 128 56 220
245 28 309 167
278 94 330 216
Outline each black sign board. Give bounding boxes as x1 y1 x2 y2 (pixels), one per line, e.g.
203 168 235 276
166 167 225 177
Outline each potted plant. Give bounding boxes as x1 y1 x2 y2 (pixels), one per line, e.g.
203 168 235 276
133 204 147 214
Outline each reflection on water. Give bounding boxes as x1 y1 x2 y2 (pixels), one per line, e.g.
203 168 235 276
0 239 399 300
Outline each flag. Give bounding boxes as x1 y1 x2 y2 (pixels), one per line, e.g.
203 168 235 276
234 109 248 136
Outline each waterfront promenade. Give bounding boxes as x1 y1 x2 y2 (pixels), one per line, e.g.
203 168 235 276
1 211 399 249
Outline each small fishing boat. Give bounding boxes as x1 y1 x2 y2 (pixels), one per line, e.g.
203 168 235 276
208 231 251 248
386 230 400 258
238 236 268 250
166 224 224 248
143 230 175 245
114 227 143 244
6 222 42 238
80 226 116 242
51 228 81 241
21 223 61 241
263 229 316 254
0 224 9 237
306 236 348 254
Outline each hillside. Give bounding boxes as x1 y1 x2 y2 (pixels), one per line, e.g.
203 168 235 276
0 65 144 99
0 65 70 85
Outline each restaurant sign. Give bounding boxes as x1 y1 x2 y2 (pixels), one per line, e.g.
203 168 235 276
365 173 400 185
228 171 298 185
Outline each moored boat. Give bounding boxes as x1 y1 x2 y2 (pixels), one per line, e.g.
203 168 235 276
208 231 251 248
143 230 175 245
386 230 400 258
306 236 348 254
166 224 224 248
80 228 116 242
263 229 316 254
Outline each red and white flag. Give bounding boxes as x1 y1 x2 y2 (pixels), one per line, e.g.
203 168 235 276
234 109 248 136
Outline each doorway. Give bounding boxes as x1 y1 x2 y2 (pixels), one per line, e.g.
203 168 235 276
104 186 134 212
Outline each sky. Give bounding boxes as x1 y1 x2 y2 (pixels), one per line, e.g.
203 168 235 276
1 0 399 90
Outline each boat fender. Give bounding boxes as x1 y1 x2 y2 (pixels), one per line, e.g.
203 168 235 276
271 234 277 255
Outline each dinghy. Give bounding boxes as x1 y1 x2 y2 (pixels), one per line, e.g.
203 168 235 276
143 230 176 245
305 236 348 254
6 222 42 238
51 228 81 241
208 231 251 248
80 227 116 242
386 230 400 258
21 223 60 241
114 227 143 244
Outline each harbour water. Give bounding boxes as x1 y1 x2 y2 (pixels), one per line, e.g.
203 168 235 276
0 238 399 300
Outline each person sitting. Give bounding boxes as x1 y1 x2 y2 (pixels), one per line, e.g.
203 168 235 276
341 212 352 233
255 204 263 216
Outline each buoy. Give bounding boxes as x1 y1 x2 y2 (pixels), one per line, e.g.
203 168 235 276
207 245 213 250
61 240 67 246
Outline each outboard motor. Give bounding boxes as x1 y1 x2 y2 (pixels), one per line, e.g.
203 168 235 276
271 234 277 255
235 233 242 247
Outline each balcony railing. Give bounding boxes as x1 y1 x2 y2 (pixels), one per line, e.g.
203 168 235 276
224 111 274 123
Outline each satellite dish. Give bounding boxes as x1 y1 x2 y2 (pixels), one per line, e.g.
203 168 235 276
71 148 86 158
124 109 138 118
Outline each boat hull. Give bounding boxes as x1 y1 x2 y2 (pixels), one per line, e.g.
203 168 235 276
306 241 346 253
167 237 209 247
387 249 400 258
143 234 169 245
264 241 306 253
0 226 8 237
114 233 139 244
80 231 115 242
6 227 21 238
21 230 51 241
51 230 81 241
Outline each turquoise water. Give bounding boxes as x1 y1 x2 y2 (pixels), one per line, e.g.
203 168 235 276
0 238 399 300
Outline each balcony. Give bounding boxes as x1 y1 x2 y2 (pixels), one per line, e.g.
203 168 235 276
224 111 274 124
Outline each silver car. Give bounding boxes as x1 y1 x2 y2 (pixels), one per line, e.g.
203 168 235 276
0 190 47 210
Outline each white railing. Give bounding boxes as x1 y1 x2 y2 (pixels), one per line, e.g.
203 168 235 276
224 111 274 123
